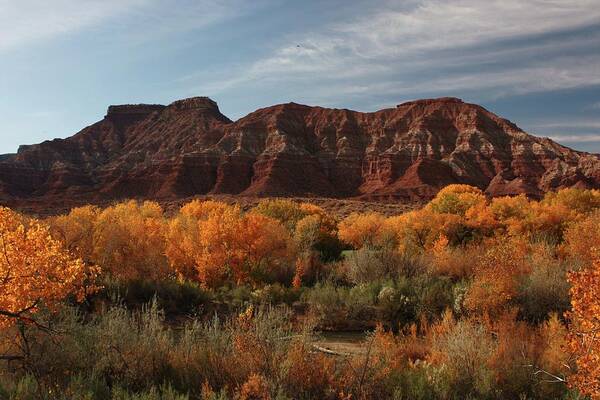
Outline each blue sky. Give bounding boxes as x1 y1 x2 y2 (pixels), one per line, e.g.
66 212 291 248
1 0 600 154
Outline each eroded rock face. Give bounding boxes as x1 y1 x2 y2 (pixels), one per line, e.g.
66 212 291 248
1 96 599 208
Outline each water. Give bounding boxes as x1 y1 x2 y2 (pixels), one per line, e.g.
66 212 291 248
313 331 370 356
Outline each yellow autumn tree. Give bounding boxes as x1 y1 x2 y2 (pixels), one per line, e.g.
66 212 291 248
538 313 570 383
338 212 392 249
164 200 232 280
542 188 600 215
486 194 530 233
508 201 575 242
92 200 169 281
567 256 600 399
427 184 487 216
294 214 326 253
47 205 100 264
0 207 90 327
253 198 306 232
291 210 338 286
298 203 337 235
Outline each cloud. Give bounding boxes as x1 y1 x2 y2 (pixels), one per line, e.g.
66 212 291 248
0 0 260 53
334 0 600 57
293 55 600 101
0 0 144 52
532 120 600 130
531 119 600 145
586 102 600 110
547 134 600 142
188 0 600 103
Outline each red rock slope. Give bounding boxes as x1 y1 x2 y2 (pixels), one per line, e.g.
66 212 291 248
1 96 599 206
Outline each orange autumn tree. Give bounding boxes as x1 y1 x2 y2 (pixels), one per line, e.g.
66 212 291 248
542 188 600 215
567 256 600 399
562 211 600 268
484 194 530 234
464 237 530 315
338 212 392 249
165 200 232 280
194 206 294 288
513 201 576 243
0 207 90 327
388 208 463 253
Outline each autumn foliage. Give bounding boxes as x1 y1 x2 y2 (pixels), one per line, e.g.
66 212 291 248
0 207 92 327
193 209 293 287
2 185 600 398
567 257 600 399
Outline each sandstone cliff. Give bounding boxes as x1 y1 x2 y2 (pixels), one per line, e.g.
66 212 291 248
1 96 598 207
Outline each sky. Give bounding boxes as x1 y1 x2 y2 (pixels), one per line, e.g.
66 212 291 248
1 0 600 154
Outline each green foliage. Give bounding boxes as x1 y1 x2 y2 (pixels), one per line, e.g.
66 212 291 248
345 248 400 284
251 283 301 306
0 375 190 400
0 302 302 399
389 367 438 400
517 259 571 323
101 278 212 315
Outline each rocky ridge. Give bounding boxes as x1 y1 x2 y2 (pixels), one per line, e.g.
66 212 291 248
1 96 598 209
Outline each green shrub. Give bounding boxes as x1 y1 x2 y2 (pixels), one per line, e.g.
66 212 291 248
431 320 495 399
345 248 401 284
390 366 437 400
0 302 302 399
517 260 571 323
251 283 301 306
100 278 212 316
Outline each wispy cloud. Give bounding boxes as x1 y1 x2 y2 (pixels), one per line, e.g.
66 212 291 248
0 0 145 52
188 0 600 103
586 102 600 110
531 120 600 130
547 134 600 142
531 119 600 146
0 0 260 53
334 0 600 57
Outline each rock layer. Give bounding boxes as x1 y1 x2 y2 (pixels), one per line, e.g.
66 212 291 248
1 96 599 207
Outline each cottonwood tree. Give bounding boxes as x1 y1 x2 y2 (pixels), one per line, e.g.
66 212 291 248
165 200 232 280
0 207 89 328
0 207 92 365
338 212 391 249
567 257 600 399
47 205 99 264
92 200 169 281
195 210 294 287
